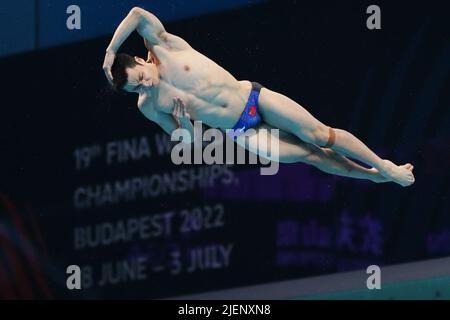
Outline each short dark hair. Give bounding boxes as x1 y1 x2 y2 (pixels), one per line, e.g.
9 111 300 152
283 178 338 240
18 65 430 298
111 53 138 91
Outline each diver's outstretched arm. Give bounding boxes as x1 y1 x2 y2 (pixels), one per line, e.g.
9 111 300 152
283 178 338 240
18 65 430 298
103 7 190 82
107 7 166 53
102 7 167 83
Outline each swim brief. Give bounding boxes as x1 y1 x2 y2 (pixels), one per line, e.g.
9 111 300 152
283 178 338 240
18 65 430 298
228 82 263 140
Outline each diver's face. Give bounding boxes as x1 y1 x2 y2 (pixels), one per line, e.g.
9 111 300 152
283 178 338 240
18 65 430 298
123 57 158 93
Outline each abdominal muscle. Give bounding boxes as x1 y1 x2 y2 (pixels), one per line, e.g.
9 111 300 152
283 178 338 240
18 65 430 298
154 79 253 130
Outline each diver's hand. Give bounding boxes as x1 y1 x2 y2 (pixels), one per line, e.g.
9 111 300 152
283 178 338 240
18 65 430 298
172 97 191 128
102 50 116 85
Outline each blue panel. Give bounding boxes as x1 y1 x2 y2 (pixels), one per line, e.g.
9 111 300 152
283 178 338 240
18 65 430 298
39 0 266 49
0 1 35 57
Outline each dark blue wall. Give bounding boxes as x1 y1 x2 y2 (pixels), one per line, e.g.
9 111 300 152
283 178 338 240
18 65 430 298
0 0 266 57
0 0 449 299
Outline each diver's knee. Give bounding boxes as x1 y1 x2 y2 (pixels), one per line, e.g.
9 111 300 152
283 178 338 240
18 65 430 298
297 144 322 165
309 125 336 148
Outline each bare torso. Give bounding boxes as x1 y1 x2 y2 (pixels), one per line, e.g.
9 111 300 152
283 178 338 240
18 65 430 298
137 44 252 129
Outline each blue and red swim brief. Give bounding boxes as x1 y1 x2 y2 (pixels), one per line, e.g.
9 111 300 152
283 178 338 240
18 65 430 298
228 82 263 140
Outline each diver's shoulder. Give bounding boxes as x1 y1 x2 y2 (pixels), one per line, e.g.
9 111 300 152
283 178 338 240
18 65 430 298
137 93 155 113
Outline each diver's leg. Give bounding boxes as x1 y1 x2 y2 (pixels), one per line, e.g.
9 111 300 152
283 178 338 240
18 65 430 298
234 124 391 183
257 87 415 186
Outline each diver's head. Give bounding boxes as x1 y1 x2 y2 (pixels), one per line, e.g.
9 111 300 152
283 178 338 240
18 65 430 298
111 53 159 93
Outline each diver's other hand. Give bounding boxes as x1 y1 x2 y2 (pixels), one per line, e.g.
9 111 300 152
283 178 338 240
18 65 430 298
102 50 116 85
172 97 191 127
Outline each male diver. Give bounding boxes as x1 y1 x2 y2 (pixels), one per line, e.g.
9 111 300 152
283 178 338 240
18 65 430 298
103 7 415 186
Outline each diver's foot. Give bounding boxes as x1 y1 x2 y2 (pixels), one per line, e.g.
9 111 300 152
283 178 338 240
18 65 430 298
402 163 414 172
379 160 415 187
